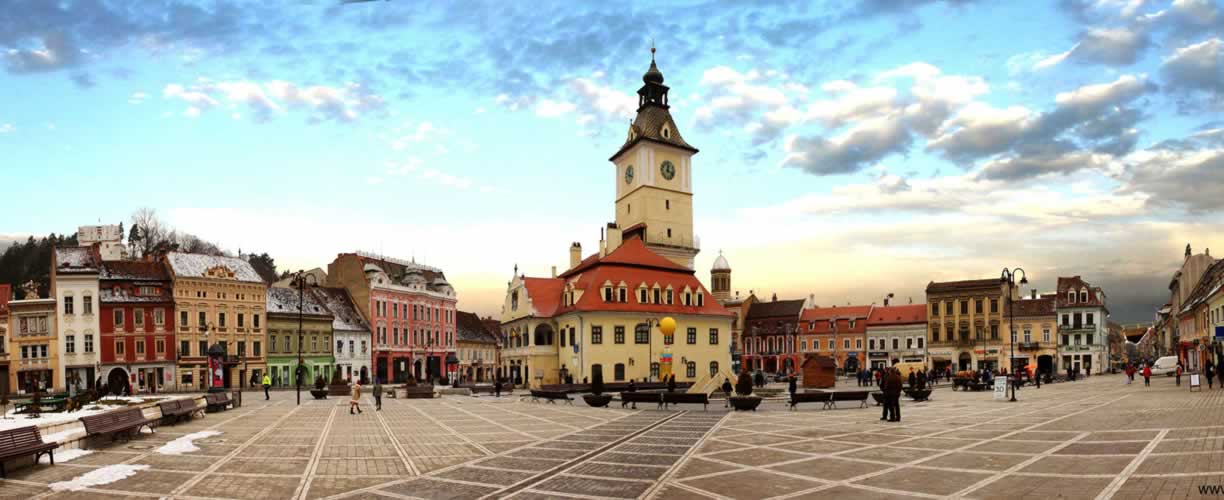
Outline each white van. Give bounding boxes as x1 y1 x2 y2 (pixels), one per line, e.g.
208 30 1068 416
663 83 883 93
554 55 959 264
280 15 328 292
1149 356 1178 376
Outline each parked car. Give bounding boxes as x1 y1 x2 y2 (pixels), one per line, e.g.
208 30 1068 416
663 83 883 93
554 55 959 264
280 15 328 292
1149 356 1179 376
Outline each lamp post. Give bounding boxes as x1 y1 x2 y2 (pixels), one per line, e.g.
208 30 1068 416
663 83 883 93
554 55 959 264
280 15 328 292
1001 267 1028 403
292 270 319 405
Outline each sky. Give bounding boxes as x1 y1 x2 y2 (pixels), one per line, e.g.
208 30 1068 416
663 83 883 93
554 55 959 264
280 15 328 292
1 0 1222 323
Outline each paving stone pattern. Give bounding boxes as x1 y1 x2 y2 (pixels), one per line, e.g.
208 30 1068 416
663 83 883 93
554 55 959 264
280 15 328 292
2 373 1224 499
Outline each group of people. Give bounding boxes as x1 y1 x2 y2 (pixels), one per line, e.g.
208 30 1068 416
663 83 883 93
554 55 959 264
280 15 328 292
854 367 934 389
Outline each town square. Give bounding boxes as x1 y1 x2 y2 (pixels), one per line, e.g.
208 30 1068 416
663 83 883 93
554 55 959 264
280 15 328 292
2 0 1224 498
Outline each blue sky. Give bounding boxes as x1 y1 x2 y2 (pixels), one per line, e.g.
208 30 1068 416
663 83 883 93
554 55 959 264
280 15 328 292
1 0 1222 322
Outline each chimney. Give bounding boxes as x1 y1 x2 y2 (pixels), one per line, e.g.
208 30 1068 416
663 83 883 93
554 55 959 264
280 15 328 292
884 296 890 306
771 293 777 302
569 242 581 269
551 266 556 278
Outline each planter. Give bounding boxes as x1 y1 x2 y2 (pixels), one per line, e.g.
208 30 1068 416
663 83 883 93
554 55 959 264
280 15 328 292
905 389 932 401
309 389 328 400
728 395 762 411
871 391 885 406
582 393 613 408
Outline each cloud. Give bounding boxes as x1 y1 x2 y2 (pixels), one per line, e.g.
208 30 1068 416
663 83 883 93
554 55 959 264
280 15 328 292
128 92 148 105
1116 130 1224 212
0 123 14 133
534 99 576 118
69 72 95 88
1040 27 1151 68
781 113 913 175
1160 38 1223 100
161 79 386 123
4 32 84 73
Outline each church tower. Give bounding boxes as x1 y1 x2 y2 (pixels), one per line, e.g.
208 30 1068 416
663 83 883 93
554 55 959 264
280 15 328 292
711 251 731 301
606 47 700 269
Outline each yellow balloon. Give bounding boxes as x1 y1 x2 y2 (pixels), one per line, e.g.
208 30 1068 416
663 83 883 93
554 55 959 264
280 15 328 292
659 317 676 336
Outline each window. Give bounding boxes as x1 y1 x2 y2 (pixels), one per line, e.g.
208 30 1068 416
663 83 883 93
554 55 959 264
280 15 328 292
990 325 999 340
238 313 245 328
697 293 704 307
960 300 968 315
976 327 983 340
602 287 612 302
66 335 75 353
198 311 206 327
135 340 145 355
1086 313 1094 325
198 340 207 357
134 308 144 328
855 338 862 349
1080 291 1088 303
1023 329 1031 343
1068 291 1075 303
113 308 126 328
709 328 719 345
1062 334 1069 345
843 338 851 349
686 362 696 378
869 338 876 350
687 327 697 344
893 338 900 350
639 288 647 303
917 338 925 348
253 314 260 329
990 299 998 313
653 289 660 303
312 336 318 352
710 361 719 376
1043 329 1051 342
180 311 188 327
84 334 93 353
1062 314 1069 326
591 326 603 344
1073 313 1082 328
83 295 92 315
801 340 808 351
361 341 367 354
1086 334 1093 345
906 337 914 349
666 289 674 304
945 302 953 314
156 339 165 354
181 340 190 357
614 326 625 344
932 327 940 342
154 309 164 326
218 312 226 327
635 324 650 344
931 303 938 317
560 328 566 347
349 340 355 355
116 340 126 355
614 363 625 381
975 299 982 314
618 287 627 302
64 296 74 315
1010 330 1017 343
828 339 835 350
1074 334 1081 345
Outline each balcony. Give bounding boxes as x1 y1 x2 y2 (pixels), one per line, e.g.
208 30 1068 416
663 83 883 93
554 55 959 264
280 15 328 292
1018 342 1042 352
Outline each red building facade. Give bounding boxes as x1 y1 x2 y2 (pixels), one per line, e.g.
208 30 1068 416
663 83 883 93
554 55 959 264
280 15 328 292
741 297 806 375
801 305 874 373
99 261 177 393
328 252 457 384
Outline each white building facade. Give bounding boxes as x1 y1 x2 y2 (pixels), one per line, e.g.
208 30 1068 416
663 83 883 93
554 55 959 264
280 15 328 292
77 224 129 261
1056 276 1109 375
52 246 101 394
313 286 372 384
865 304 929 370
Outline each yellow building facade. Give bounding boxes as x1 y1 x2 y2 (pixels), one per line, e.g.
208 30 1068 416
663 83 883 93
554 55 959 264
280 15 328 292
8 282 58 394
926 279 1013 373
166 253 268 390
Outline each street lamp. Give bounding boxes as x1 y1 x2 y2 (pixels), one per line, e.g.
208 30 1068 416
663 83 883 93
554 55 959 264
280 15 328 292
1001 267 1028 403
292 270 319 405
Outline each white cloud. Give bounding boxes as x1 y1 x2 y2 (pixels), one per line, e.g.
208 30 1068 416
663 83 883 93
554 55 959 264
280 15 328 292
535 99 576 118
128 92 148 105
0 123 14 134
161 79 385 123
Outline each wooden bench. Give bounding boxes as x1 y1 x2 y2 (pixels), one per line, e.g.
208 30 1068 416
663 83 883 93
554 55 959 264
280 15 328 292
204 393 233 412
825 391 870 409
0 425 59 478
620 391 661 409
788 391 832 410
159 398 205 423
530 390 573 404
80 407 158 444
662 392 709 410
403 385 435 399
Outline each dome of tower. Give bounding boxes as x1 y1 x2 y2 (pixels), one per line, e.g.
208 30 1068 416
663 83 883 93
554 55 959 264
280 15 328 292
711 251 730 271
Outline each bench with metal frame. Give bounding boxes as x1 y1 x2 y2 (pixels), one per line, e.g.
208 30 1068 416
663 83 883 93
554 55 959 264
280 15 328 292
0 425 59 478
788 391 832 410
530 390 573 404
619 391 661 409
662 392 709 410
80 407 159 445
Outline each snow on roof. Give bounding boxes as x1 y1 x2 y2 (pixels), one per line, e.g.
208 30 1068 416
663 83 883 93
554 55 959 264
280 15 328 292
55 246 100 273
99 261 168 281
310 287 370 332
166 252 263 283
266 286 331 317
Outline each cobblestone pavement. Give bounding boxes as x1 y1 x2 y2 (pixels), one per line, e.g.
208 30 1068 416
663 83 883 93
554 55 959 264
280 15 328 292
2 373 1223 499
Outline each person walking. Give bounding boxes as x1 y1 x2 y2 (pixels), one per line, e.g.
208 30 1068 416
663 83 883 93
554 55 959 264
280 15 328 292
788 375 797 399
1206 362 1215 390
373 378 383 411
1175 363 1182 386
880 370 894 422
885 368 903 422
1142 364 1151 387
350 380 363 415
262 373 272 400
721 378 733 408
494 376 503 397
667 374 677 393
628 379 637 393
1217 358 1224 389
907 369 916 389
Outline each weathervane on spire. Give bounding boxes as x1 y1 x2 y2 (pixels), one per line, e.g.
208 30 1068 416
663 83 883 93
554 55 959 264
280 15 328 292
650 38 656 61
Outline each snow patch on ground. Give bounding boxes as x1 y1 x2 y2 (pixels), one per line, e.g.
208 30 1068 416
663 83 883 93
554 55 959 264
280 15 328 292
0 405 111 431
156 430 222 455
42 428 86 443
49 464 149 491
39 448 93 464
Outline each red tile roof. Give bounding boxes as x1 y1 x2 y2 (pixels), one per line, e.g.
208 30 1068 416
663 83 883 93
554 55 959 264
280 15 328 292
521 277 565 317
746 299 806 320
1012 296 1056 317
801 305 873 334
1055 276 1105 308
526 237 731 318
865 304 927 326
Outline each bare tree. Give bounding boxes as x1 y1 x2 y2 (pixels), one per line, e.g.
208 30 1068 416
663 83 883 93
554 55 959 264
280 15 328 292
130 208 167 258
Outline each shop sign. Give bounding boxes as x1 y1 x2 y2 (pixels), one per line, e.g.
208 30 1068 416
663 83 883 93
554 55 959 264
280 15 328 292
868 351 888 357
928 349 954 358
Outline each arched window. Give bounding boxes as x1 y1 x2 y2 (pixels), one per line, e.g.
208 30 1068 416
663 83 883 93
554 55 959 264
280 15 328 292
534 324 554 346
709 361 719 376
614 363 626 381
1080 290 1088 303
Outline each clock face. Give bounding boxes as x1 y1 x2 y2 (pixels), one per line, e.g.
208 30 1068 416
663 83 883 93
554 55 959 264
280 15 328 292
625 165 634 184
660 160 676 180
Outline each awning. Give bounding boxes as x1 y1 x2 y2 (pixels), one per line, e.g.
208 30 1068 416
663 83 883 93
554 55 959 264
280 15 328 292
446 354 460 364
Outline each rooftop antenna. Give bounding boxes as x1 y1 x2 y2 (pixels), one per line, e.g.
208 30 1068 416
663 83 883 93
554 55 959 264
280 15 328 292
650 38 656 62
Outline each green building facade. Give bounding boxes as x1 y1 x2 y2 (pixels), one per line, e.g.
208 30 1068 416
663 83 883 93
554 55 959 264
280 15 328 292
266 287 336 387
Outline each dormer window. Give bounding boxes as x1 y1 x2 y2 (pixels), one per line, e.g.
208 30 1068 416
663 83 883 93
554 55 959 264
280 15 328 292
1068 291 1075 303
661 124 671 139
1080 290 1088 303
603 287 612 302
638 287 648 304
618 286 627 303
696 293 704 307
849 319 856 329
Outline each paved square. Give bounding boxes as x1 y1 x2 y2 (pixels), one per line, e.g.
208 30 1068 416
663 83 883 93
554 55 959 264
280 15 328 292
3 373 1224 499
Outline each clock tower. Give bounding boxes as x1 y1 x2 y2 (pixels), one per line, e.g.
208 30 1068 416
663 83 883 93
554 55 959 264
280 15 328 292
606 48 699 269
